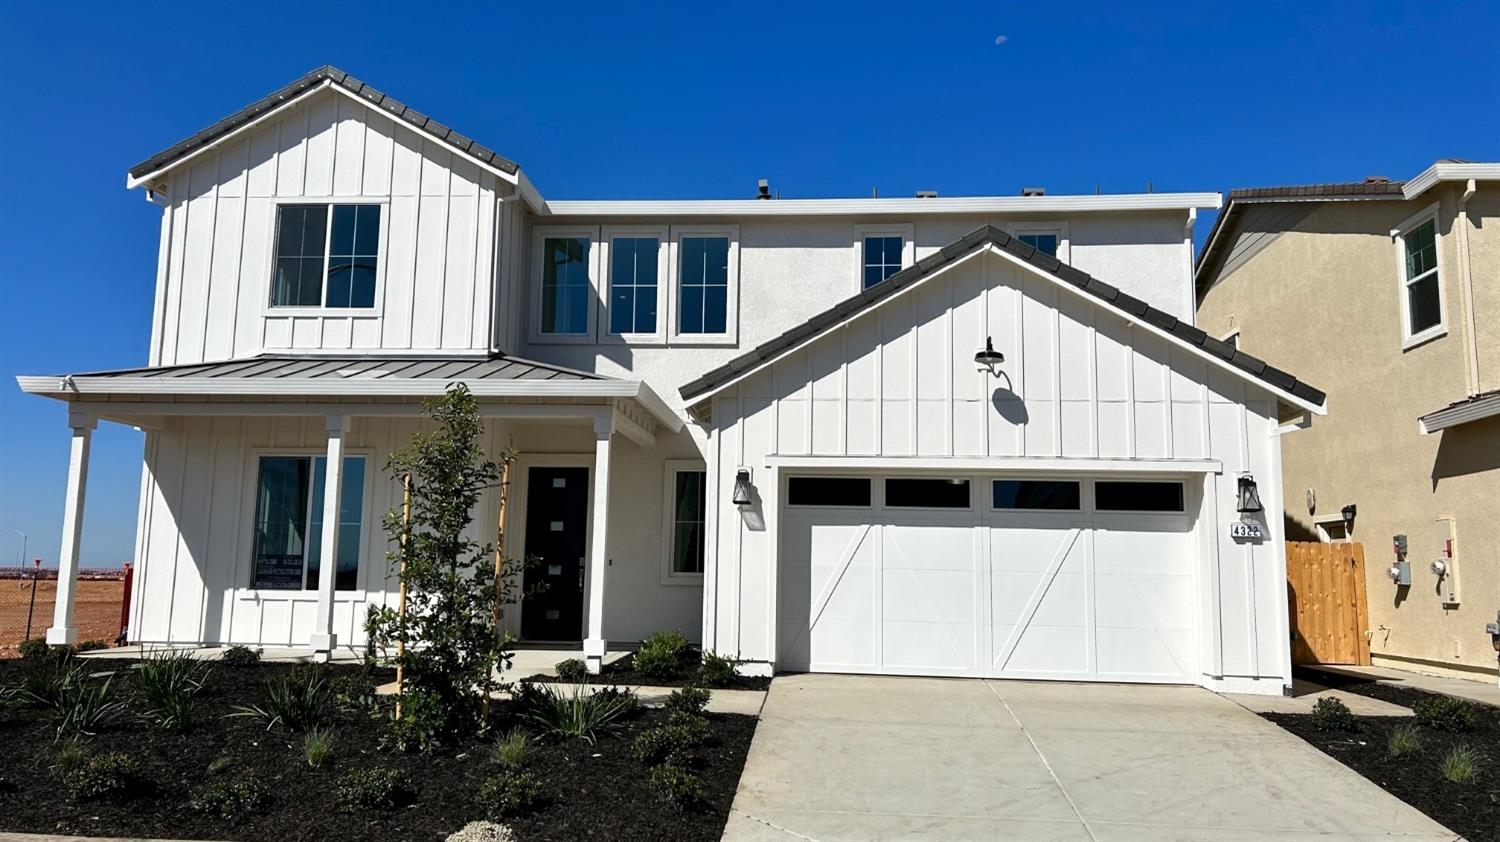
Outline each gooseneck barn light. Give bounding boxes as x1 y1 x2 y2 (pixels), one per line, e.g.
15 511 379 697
974 337 1005 374
1236 474 1263 514
732 468 754 507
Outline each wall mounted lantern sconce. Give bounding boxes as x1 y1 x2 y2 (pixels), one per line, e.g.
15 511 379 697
1236 474 1264 514
732 468 753 507
974 336 1005 375
1340 504 1357 525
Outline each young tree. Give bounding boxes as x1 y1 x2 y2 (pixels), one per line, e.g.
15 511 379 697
366 384 517 750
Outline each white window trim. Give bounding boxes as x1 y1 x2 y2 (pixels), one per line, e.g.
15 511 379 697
236 446 375 602
988 478 1085 512
852 223 915 291
530 225 601 344
668 224 740 346
661 458 707 585
1313 512 1352 544
599 225 669 344
1392 202 1447 350
262 198 391 318
1219 327 1240 350
1009 221 1071 263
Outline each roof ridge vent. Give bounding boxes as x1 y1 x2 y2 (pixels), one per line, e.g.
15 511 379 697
1364 175 1390 184
915 189 939 198
1021 186 1046 197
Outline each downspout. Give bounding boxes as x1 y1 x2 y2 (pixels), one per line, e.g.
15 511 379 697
1183 208 1198 326
491 193 525 356
1457 180 1481 396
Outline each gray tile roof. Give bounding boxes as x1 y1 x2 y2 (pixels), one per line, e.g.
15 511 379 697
679 225 1326 409
128 65 520 181
64 354 598 383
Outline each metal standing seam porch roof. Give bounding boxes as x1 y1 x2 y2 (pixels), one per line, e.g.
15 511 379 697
679 224 1328 412
16 354 684 432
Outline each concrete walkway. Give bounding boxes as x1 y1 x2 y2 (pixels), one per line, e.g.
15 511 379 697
723 674 1457 842
1317 663 1500 708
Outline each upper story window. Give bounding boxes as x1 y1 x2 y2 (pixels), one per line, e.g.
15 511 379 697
605 229 667 340
541 235 592 336
270 204 382 308
1018 232 1059 257
854 224 913 290
677 234 731 336
1395 206 1444 346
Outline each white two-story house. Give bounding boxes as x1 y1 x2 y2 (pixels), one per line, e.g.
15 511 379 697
19 67 1326 694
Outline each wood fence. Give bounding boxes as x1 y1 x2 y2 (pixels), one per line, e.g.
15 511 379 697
1285 541 1371 665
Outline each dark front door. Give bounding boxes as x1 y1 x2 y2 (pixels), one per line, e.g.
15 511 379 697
521 466 590 641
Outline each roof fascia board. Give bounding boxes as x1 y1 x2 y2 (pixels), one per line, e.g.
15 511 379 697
126 80 522 191
542 193 1221 218
125 80 333 189
687 243 1325 416
1418 392 1500 434
1403 163 1500 200
16 376 682 431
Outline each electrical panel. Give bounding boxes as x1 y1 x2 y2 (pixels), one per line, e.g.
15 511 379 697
1432 517 1459 605
1388 534 1410 586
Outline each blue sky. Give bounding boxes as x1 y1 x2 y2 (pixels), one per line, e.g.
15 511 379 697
2 0 1498 567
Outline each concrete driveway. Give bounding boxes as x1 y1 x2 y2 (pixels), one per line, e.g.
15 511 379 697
723 674 1456 842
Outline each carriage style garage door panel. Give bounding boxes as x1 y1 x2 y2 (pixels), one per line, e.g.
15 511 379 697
778 476 1197 683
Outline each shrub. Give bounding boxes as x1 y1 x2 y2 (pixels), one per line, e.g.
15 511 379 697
220 645 262 667
63 752 144 801
554 658 588 682
634 715 711 767
338 767 414 811
1309 697 1358 732
363 385 523 751
77 640 111 653
24 663 126 738
664 685 711 717
230 665 328 732
1413 695 1477 732
446 822 517 842
304 725 336 767
1439 742 1485 784
476 770 542 818
330 674 380 716
135 649 212 732
591 685 641 716
649 764 703 811
634 630 692 679
520 683 638 744
699 651 740 688
1387 722 1423 757
490 727 532 771
52 737 87 775
18 638 49 662
206 755 235 776
189 775 270 820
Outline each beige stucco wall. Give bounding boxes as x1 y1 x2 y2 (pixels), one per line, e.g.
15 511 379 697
1198 185 1500 677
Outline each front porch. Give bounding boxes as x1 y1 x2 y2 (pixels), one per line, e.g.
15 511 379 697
17 354 693 675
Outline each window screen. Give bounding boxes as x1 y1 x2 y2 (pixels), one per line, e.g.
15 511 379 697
992 480 1081 510
1094 481 1184 512
787 477 871 507
885 478 971 508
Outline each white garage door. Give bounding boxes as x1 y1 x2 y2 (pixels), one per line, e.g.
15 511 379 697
777 475 1198 683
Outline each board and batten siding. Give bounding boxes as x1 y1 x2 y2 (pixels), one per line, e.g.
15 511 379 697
705 250 1290 685
149 88 505 366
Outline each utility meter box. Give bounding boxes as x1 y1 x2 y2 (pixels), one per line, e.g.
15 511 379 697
1432 517 1459 605
1389 534 1411 586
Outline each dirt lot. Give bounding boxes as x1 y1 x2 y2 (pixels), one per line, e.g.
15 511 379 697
0 579 123 655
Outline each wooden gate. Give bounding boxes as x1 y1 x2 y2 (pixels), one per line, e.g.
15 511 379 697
1285 541 1371 665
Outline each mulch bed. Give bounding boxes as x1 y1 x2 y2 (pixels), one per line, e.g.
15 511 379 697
0 657 756 842
1261 666 1500 842
526 653 771 692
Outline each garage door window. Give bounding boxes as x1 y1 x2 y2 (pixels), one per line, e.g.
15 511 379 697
885 478 970 508
1095 481 1184 512
992 480 1080 510
787 477 871 507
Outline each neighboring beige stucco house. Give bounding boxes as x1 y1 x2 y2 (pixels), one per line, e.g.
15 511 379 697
1197 161 1500 681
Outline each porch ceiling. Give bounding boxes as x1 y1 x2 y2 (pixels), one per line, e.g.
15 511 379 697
16 353 684 435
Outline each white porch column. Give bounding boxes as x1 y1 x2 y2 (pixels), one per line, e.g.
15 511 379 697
311 414 349 661
47 410 96 645
583 414 613 674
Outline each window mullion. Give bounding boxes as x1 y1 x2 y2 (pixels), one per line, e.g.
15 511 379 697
321 204 334 307
303 458 317 591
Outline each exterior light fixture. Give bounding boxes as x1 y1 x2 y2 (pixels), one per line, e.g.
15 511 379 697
1340 504 1356 522
732 468 753 507
974 337 1005 374
1236 474 1263 514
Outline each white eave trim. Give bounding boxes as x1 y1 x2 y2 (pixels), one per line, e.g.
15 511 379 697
686 242 1326 417
1419 392 1500 435
1403 163 1500 200
16 375 683 433
539 192 1221 218
763 455 1223 474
